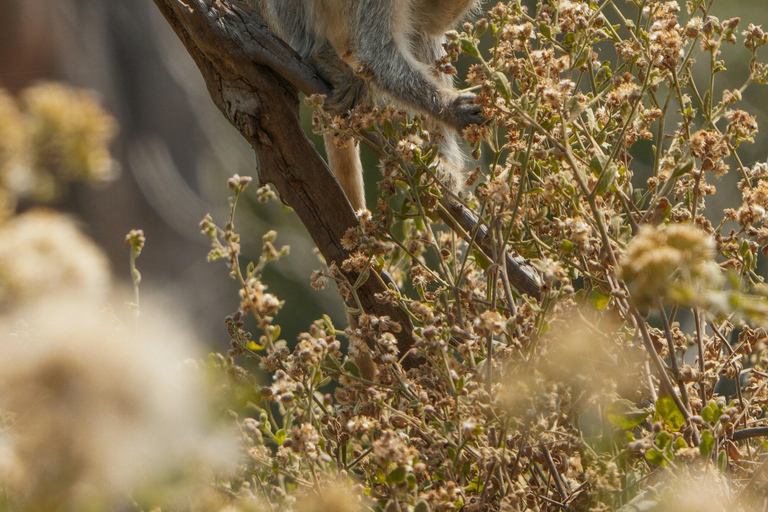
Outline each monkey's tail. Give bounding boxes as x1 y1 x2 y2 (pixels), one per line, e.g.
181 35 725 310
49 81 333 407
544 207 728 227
323 132 366 211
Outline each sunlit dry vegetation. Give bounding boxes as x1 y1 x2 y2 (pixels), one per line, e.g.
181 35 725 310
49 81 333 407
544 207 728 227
3 0 768 511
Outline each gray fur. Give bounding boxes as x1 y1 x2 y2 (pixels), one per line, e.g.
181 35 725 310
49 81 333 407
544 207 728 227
248 0 484 209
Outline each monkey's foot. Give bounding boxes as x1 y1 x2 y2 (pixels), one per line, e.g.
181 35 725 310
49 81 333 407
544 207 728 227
442 91 485 133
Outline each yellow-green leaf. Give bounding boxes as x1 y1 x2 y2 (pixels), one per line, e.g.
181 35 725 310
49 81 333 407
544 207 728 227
387 466 407 484
700 430 715 459
605 399 649 429
656 395 685 431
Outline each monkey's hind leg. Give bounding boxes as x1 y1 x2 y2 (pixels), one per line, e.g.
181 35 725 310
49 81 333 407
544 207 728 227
323 133 366 211
422 118 466 192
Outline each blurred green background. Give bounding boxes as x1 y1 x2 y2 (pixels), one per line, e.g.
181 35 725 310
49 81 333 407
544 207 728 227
1 0 765 349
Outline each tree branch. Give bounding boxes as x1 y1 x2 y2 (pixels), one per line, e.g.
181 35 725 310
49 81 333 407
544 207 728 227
150 0 419 364
440 197 541 300
150 0 541 368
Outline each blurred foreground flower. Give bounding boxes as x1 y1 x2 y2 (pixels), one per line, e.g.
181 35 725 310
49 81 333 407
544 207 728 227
22 82 117 199
0 82 117 217
620 224 722 307
617 471 739 512
0 209 110 310
0 300 236 511
0 90 28 217
294 480 365 512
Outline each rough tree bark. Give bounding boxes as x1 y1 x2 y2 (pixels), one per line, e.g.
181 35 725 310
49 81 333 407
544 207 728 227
150 0 540 367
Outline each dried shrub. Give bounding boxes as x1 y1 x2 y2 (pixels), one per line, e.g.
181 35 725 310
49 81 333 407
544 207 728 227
201 1 768 510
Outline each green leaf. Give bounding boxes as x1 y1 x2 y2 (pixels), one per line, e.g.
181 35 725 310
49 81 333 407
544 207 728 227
717 449 727 471
595 64 611 85
646 448 665 466
466 476 484 492
460 39 480 58
322 314 336 334
275 429 286 446
656 395 685 431
670 158 694 178
247 340 264 351
605 399 649 429
594 162 618 195
655 431 672 450
589 154 610 175
585 107 597 132
701 401 722 424
472 249 491 270
382 120 395 138
701 403 714 423
424 144 439 165
540 115 560 130
566 95 585 121
588 288 611 311
353 267 371 287
414 501 431 512
491 72 512 101
589 155 618 195
573 49 590 69
343 359 361 378
700 430 715 459
324 353 343 371
387 466 407 484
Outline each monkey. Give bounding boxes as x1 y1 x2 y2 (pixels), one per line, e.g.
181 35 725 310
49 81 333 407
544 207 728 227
248 0 485 211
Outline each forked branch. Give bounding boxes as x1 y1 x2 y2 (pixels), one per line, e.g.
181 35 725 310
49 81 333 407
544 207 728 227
150 0 540 367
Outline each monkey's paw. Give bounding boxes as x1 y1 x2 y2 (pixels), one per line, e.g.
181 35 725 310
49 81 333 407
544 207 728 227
328 75 370 116
444 92 485 133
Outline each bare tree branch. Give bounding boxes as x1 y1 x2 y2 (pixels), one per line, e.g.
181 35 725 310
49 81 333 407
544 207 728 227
150 0 541 366
440 198 540 300
150 0 421 364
